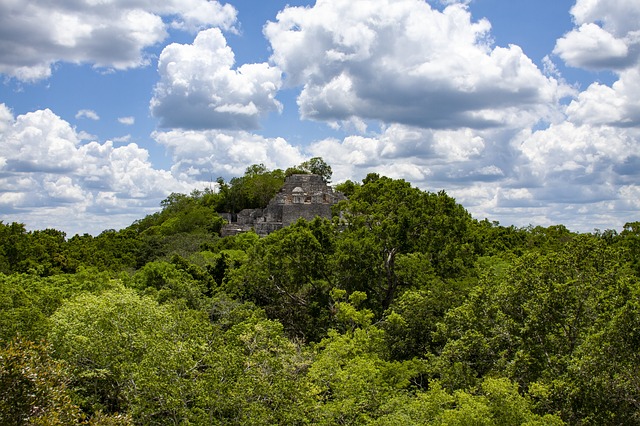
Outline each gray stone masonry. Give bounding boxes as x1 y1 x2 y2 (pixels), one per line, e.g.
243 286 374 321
220 174 345 237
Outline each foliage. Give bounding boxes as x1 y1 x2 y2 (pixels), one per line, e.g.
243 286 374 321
219 164 286 212
373 378 564 426
333 174 475 314
0 270 116 343
224 217 336 342
334 179 359 197
433 235 637 421
549 290 640 425
129 260 211 309
0 339 83 425
305 292 424 424
2 167 640 424
0 223 69 275
286 156 333 183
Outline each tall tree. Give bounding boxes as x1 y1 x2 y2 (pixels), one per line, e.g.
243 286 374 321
300 157 333 183
334 174 474 312
224 217 336 341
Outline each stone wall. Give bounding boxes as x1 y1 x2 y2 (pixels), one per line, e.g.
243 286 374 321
282 203 332 226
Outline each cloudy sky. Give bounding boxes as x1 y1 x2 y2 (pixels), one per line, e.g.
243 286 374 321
1 0 639 236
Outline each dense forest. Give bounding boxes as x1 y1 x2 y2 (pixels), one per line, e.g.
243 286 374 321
1 159 640 425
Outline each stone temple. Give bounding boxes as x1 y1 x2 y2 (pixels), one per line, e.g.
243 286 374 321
220 174 345 237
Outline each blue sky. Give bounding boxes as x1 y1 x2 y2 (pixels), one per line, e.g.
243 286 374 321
1 0 639 235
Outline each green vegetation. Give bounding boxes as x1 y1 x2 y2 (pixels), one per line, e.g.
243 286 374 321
1 161 639 425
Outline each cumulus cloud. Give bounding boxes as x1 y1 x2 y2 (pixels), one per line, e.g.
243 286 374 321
152 129 304 180
570 0 640 35
150 28 283 130
306 124 512 189
554 0 640 70
264 0 567 130
509 120 640 230
0 0 237 81
490 0 640 230
519 123 633 183
554 23 636 70
3 0 639 236
554 0 640 128
0 105 193 235
527 0 640 230
565 68 640 126
2 109 83 173
76 109 100 120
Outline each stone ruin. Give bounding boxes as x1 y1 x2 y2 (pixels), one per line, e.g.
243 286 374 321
220 174 345 237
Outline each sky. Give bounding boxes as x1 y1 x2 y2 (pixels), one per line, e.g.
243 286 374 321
1 0 639 236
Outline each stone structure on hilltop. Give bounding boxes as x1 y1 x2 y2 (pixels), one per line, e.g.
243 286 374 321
220 174 345 237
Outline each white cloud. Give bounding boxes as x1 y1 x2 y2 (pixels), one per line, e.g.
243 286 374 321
490 0 640 230
534 0 640 230
3 0 639 237
566 68 640 126
264 0 567 130
0 104 14 133
519 122 633 181
150 28 283 130
0 105 194 235
43 176 87 203
152 129 304 180
118 116 135 125
555 0 640 71
510 119 640 229
3 109 82 173
570 0 640 36
76 109 100 120
439 0 472 5
266 0 639 232
554 23 633 70
432 129 485 161
0 0 237 81
306 124 514 200
299 111 638 232
113 135 131 143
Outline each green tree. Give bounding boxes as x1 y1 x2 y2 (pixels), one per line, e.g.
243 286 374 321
0 223 70 276
373 378 564 425
549 294 640 425
334 179 359 197
49 287 175 415
618 221 640 277
48 284 312 424
68 229 142 271
382 261 469 360
0 270 116 344
305 290 424 425
299 156 333 183
129 260 210 309
524 224 575 252
224 164 286 212
333 175 474 313
225 218 336 341
198 305 313 424
0 222 29 274
0 339 84 426
0 274 51 343
434 234 633 397
470 219 528 258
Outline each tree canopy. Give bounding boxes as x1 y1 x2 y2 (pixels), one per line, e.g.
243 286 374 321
1 164 638 425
